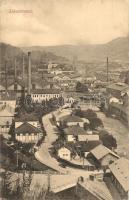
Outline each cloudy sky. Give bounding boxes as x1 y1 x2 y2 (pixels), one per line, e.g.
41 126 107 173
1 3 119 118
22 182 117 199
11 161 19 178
0 0 129 46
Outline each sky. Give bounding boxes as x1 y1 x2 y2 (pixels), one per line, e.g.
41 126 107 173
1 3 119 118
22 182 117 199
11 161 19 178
0 0 129 46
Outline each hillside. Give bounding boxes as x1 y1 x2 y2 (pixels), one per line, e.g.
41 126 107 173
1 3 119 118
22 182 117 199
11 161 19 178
22 36 129 62
0 43 68 71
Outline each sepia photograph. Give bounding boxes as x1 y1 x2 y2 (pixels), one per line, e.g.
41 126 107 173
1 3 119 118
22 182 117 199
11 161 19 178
0 0 129 199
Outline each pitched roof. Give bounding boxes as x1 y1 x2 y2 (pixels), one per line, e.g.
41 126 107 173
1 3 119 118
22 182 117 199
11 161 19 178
15 113 39 122
60 114 84 123
15 122 41 135
64 125 86 135
106 82 129 92
79 141 101 152
79 179 113 200
109 157 129 192
31 89 61 94
90 144 119 160
78 134 99 142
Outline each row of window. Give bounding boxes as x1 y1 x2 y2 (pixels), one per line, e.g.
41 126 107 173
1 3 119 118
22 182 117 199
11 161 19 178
32 94 60 98
16 133 39 136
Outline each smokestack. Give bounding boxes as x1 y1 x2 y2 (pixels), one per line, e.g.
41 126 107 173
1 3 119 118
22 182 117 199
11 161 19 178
14 58 17 80
22 55 25 81
107 57 109 83
28 52 31 95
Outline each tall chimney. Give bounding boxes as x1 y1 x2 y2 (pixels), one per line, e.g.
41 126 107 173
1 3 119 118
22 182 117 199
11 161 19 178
107 57 109 83
28 52 31 95
22 55 25 81
14 58 17 80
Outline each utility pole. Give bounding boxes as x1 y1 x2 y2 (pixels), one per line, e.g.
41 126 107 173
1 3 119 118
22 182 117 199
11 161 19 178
107 57 109 83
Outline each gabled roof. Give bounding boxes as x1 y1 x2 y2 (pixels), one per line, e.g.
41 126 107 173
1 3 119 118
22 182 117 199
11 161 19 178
106 82 129 92
109 157 129 192
31 89 61 94
60 114 84 123
15 122 41 135
79 179 113 200
64 125 86 135
90 144 119 160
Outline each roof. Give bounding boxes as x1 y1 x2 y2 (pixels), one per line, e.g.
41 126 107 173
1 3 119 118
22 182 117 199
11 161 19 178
109 157 129 192
31 89 61 94
78 134 99 142
79 141 101 152
64 125 86 135
90 144 119 160
15 113 39 122
60 114 84 123
15 122 41 135
106 82 129 92
79 179 113 200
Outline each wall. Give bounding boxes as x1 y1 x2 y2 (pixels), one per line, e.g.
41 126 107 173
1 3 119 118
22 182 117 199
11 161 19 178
67 122 84 127
16 133 40 143
31 93 61 103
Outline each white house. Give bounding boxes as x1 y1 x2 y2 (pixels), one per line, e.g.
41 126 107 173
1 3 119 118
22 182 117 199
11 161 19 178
31 89 62 103
58 146 71 161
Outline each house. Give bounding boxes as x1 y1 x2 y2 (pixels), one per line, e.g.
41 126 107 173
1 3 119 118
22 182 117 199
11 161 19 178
0 96 16 138
90 144 119 169
0 108 14 138
77 178 113 200
15 122 43 143
63 125 87 142
7 79 26 98
106 82 129 99
15 113 40 129
58 146 72 161
59 114 89 128
109 157 129 199
31 89 62 103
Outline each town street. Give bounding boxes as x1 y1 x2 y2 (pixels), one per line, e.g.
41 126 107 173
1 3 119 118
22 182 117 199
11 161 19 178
35 110 103 176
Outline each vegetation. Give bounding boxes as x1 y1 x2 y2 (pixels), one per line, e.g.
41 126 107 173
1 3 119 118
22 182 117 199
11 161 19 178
76 81 88 93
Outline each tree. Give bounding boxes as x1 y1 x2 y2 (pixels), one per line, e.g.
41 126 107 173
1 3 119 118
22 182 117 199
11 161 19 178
89 117 103 130
99 130 117 149
76 81 88 92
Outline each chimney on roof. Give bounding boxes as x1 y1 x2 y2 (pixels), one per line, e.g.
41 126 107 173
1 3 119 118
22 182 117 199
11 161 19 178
28 52 31 95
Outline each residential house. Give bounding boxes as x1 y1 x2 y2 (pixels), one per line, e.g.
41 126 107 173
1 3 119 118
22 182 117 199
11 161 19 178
109 157 129 200
15 122 42 143
59 114 89 128
106 82 129 99
58 146 72 161
90 144 119 170
63 125 87 142
31 89 62 103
